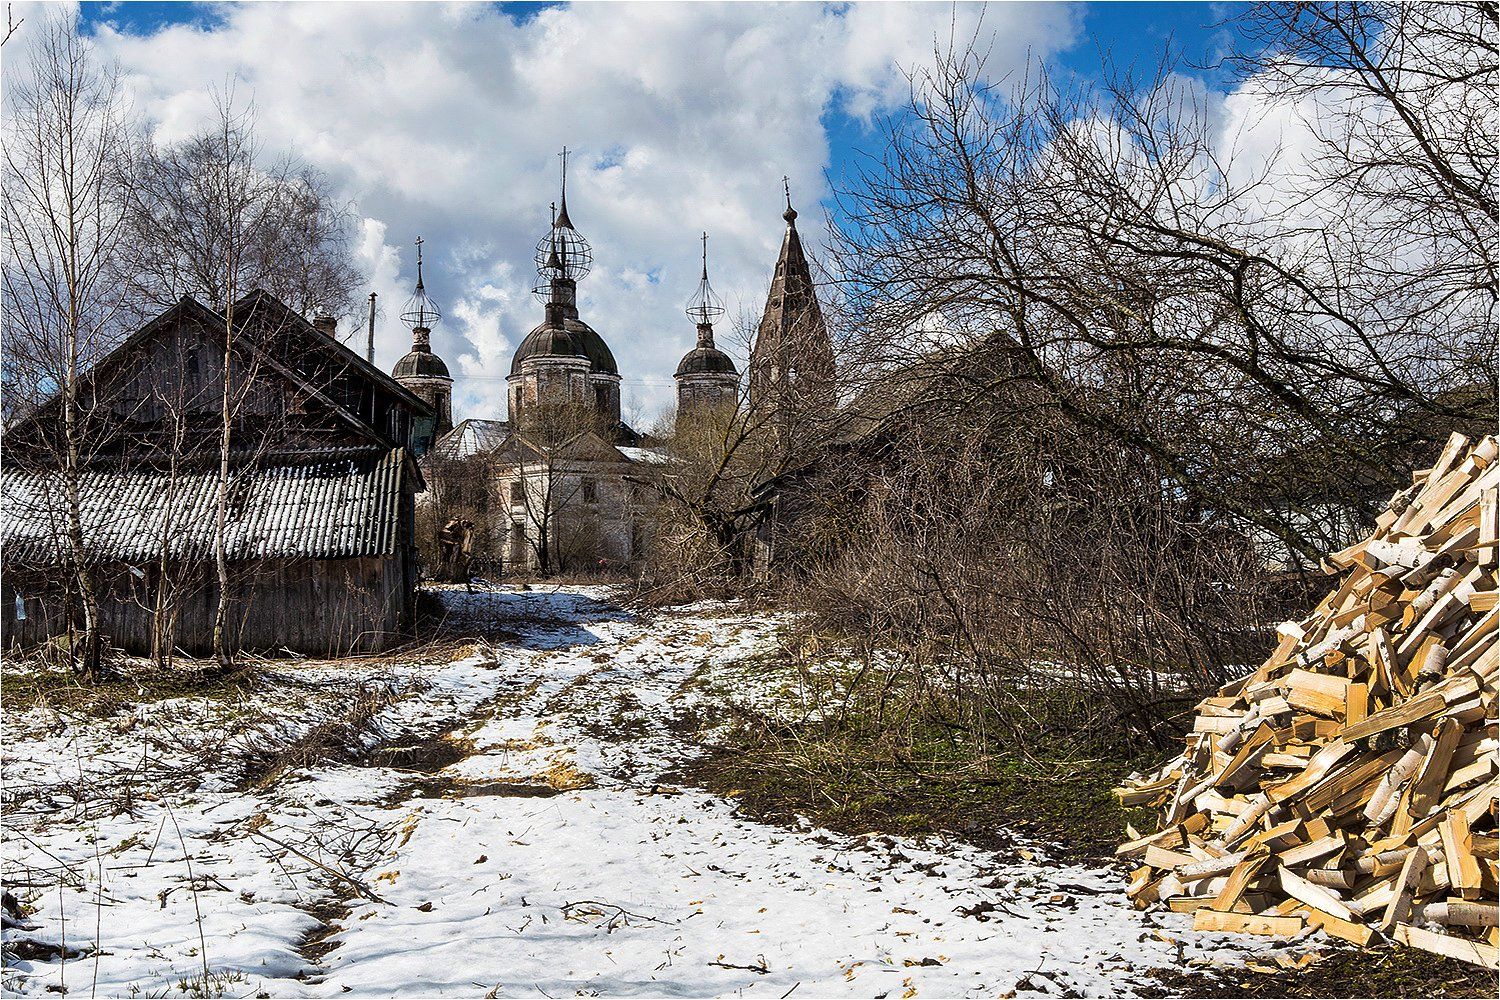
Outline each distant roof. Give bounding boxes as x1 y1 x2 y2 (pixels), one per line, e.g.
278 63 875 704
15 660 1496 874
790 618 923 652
618 446 670 465
429 418 511 460
1 448 410 564
232 290 435 416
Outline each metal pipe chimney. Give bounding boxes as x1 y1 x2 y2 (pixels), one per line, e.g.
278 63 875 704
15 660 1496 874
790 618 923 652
366 292 377 363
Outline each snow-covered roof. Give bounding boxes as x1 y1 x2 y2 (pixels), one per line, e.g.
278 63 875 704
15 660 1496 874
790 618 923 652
618 447 670 465
430 418 511 460
1 449 409 564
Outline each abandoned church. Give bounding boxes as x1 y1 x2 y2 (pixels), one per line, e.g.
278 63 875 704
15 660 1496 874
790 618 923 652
404 165 834 577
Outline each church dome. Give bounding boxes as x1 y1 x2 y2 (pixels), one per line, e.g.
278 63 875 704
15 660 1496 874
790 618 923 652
391 237 451 382
675 345 738 377
511 318 618 376
393 349 450 379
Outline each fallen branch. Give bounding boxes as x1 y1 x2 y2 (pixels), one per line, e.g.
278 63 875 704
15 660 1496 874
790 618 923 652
560 899 674 931
246 828 387 904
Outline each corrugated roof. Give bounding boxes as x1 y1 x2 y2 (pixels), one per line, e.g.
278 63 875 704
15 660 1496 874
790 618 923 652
1 449 408 564
429 419 511 460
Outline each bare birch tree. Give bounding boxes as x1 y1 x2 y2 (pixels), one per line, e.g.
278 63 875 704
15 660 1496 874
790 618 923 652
114 90 370 665
118 100 286 668
1 13 131 675
119 117 362 324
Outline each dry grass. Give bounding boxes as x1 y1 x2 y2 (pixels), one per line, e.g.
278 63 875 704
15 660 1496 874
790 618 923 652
237 681 403 789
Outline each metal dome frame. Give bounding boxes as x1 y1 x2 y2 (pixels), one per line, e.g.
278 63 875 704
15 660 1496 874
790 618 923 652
533 149 594 298
685 231 726 326
399 236 443 328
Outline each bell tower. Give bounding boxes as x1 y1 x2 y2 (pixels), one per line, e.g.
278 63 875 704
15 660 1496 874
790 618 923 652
391 236 453 454
748 180 835 427
674 232 739 419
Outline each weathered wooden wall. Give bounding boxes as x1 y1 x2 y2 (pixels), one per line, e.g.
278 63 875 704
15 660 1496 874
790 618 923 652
2 554 414 657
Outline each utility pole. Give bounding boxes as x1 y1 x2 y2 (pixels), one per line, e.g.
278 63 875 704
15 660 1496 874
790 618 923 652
366 292 377 363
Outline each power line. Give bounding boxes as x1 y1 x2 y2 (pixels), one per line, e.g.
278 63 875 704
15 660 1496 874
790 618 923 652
448 372 683 386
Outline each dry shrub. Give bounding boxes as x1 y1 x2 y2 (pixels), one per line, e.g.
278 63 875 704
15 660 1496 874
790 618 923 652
238 679 402 788
781 366 1275 754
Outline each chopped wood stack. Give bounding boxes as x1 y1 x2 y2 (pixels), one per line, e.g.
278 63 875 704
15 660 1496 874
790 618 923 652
1116 433 1499 969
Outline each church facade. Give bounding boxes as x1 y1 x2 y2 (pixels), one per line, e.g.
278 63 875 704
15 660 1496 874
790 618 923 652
396 165 832 577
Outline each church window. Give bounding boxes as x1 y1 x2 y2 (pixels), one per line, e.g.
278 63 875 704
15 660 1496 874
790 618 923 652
581 478 596 503
509 480 525 504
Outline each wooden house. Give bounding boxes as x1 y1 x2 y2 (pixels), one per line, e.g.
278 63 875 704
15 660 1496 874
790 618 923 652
1 291 434 656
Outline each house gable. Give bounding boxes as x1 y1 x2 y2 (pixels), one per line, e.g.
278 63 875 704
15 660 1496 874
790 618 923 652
6 291 435 467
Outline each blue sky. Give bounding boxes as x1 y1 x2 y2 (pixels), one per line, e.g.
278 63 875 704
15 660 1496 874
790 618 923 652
57 2 1256 423
79 3 1246 78
821 3 1245 196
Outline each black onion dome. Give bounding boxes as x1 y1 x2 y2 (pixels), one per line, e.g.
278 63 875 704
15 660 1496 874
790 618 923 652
675 345 738 377
511 318 618 376
393 350 450 378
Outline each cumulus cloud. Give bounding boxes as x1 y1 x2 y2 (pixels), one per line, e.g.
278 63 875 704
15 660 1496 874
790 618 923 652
11 1 1080 418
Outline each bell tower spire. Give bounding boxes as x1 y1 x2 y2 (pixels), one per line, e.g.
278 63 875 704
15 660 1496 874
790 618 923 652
686 231 724 349
556 146 574 230
400 235 443 350
748 181 835 426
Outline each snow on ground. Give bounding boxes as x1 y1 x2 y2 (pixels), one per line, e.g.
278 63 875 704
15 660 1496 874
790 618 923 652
3 585 1293 998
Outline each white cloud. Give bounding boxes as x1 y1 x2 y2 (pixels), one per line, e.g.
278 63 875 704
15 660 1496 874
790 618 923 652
32 1 1081 420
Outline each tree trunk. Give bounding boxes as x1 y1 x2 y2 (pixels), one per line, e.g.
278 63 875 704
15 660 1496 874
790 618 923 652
63 247 102 677
211 302 235 670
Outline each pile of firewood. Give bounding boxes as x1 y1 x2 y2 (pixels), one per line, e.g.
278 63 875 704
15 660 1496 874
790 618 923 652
1117 433 1498 969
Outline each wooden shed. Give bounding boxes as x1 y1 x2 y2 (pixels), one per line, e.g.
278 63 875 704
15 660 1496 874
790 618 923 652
1 291 434 657
1 449 421 656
